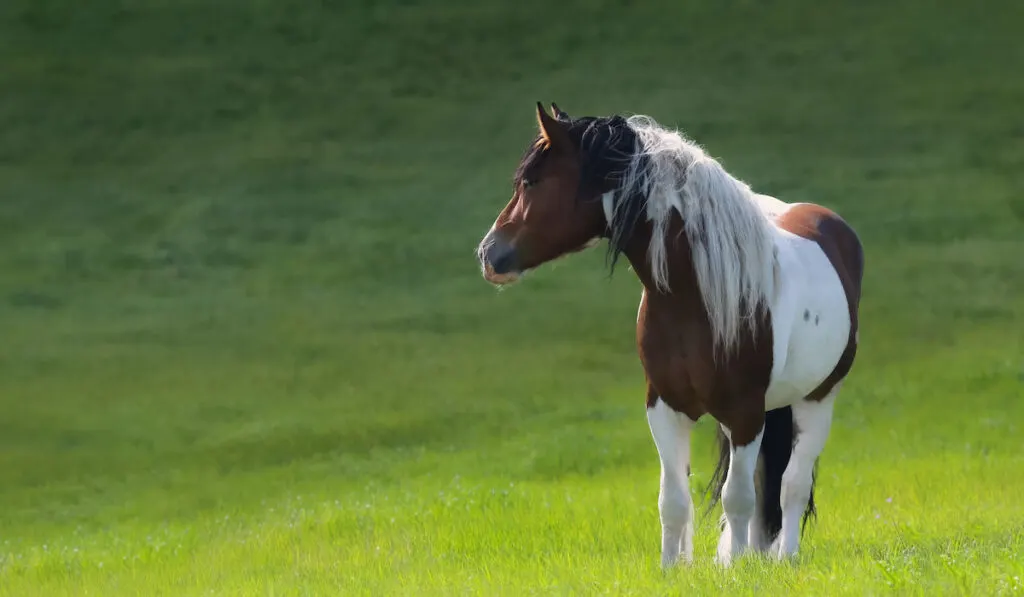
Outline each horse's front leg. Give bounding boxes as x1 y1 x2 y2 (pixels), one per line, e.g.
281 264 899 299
716 417 764 567
647 397 695 568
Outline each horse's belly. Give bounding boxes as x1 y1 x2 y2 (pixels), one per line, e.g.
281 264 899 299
764 233 851 410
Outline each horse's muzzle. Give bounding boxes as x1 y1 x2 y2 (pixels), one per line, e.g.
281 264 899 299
478 231 521 285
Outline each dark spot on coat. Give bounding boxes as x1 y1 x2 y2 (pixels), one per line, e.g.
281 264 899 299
815 315 820 325
803 309 810 321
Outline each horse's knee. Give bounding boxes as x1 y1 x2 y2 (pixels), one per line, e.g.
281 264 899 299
659 483 691 525
722 478 757 517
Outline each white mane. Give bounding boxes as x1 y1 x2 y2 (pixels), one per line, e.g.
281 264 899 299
613 115 777 355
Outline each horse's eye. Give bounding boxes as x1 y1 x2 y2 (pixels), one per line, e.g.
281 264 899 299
522 178 535 189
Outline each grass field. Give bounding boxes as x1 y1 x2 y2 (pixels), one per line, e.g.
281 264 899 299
1 0 1023 594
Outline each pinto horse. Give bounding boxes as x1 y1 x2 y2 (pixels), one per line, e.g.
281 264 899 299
476 103 863 567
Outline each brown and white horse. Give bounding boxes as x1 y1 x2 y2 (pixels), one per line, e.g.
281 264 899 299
476 103 863 567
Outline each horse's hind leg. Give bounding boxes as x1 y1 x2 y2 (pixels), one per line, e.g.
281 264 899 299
775 387 837 559
647 397 695 568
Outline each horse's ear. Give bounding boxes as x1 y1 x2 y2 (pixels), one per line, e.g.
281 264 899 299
536 101 571 150
551 102 571 122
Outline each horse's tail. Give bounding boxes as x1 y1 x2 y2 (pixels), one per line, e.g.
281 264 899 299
704 407 816 545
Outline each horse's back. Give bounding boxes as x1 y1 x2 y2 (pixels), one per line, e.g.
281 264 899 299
764 201 864 408
775 202 864 316
752 193 790 220
756 196 863 312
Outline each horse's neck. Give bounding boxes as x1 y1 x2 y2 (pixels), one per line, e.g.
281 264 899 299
623 222 701 306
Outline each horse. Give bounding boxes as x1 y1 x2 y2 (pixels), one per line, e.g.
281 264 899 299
475 103 863 567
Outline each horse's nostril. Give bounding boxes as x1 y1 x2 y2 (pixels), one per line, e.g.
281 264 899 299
485 239 518 275
490 248 517 274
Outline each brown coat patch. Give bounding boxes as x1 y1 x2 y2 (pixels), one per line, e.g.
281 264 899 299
776 204 865 400
630 219 774 446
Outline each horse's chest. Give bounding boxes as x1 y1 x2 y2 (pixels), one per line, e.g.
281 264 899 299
764 234 851 410
637 296 774 420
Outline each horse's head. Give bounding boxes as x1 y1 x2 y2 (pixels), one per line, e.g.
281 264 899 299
477 103 615 286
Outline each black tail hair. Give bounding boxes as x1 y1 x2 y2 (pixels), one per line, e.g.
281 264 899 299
704 407 817 543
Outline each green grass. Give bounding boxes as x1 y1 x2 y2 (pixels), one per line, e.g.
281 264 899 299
2 0 1023 594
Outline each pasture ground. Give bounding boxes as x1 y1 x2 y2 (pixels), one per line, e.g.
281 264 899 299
1 0 1022 594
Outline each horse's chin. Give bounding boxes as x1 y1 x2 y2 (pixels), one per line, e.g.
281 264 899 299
485 272 522 287
482 263 523 287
